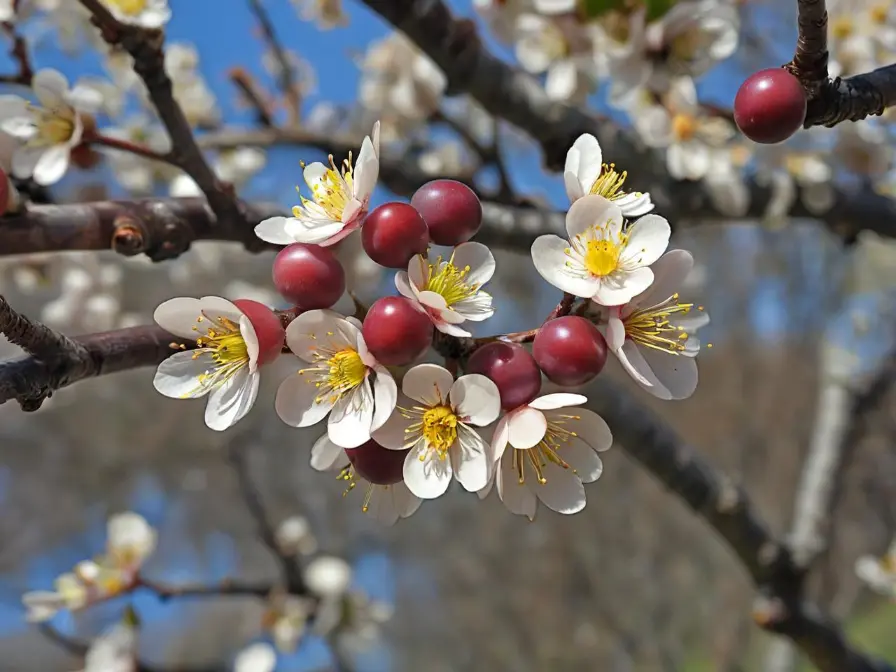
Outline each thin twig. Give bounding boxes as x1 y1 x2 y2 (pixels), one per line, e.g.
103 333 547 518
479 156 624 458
0 20 33 86
87 133 174 164
229 67 276 127
246 0 302 124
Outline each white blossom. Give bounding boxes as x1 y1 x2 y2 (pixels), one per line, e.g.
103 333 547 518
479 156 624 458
514 14 598 102
373 364 501 499
78 620 138 672
856 540 896 599
102 0 171 29
564 133 653 215
291 0 348 28
234 643 277 672
275 310 397 448
256 122 380 247
531 194 670 306
484 393 611 519
600 250 710 400
396 242 496 337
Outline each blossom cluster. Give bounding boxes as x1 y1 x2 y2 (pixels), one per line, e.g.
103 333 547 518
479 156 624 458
149 125 710 525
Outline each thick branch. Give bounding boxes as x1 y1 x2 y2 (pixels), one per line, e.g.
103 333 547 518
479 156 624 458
787 0 829 96
804 66 896 127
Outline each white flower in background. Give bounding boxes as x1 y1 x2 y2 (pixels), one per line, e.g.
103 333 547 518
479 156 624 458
0 1 14 22
22 572 89 622
291 0 348 28
103 47 142 92
531 194 670 306
0 69 85 186
313 589 392 654
311 434 422 525
152 297 269 431
305 555 353 597
856 540 896 599
261 48 318 98
514 13 598 102
102 0 171 29
78 618 139 672
359 35 445 128
373 364 501 499
473 0 530 44
754 144 834 219
255 122 380 247
234 642 277 672
396 242 496 337
263 591 315 653
418 140 468 177
600 250 709 400
564 133 653 216
610 0 738 98
703 145 751 218
834 121 892 178
275 310 397 448
31 0 98 53
102 119 175 194
828 4 896 77
217 147 266 186
634 78 735 181
275 516 318 556
106 512 157 576
168 173 201 197
485 393 611 520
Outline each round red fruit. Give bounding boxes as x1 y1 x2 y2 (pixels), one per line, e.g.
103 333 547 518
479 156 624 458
734 68 807 145
410 179 482 246
466 341 541 410
272 243 345 309
232 298 285 366
362 297 433 366
533 316 607 387
361 202 430 269
347 440 409 485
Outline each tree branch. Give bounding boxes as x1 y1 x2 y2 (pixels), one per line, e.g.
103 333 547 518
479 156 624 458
246 0 302 124
803 66 896 127
787 0 829 97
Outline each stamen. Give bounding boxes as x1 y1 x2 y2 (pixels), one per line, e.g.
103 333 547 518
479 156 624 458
624 293 703 355
423 252 479 305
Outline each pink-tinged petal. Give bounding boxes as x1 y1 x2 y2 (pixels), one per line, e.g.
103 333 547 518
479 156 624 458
407 254 429 290
370 366 398 432
274 372 336 427
288 220 346 245
496 451 538 520
403 441 452 499
239 314 260 371
394 271 417 300
563 134 603 203
310 434 348 472
641 347 698 400
490 414 510 464
371 394 415 450
618 214 671 268
318 218 358 247
285 309 354 362
416 291 466 324
255 216 298 245
606 313 627 350
449 374 501 426
204 368 260 431
451 424 491 492
528 393 587 410
432 320 473 337
565 194 622 240
153 297 204 339
591 267 654 307
531 235 601 298
327 380 374 448
402 363 454 406
564 439 604 483
558 407 612 452
614 340 672 399
450 242 496 286
630 249 694 308
153 350 214 399
534 461 586 514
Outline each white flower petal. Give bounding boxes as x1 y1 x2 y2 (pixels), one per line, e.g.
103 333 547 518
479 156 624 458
615 340 672 399
153 350 214 399
451 424 491 492
531 235 600 298
204 368 259 431
641 347 698 400
255 216 300 245
566 194 622 240
535 461 586 514
371 395 414 450
327 380 374 448
449 242 496 286
285 309 354 362
562 408 612 452
528 393 587 410
591 267 654 306
234 643 277 672
310 433 347 471
618 214 671 268
403 363 454 406
394 271 417 299
564 440 604 483
275 372 336 427
11 146 44 180
0 115 35 141
370 365 398 432
449 374 501 426
490 414 510 464
32 69 70 109
497 451 538 520
564 133 603 203
630 249 693 308
506 406 547 448
403 441 452 499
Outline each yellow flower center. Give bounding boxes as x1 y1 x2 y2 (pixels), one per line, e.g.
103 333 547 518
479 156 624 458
300 342 366 405
669 30 702 61
871 4 888 23
583 239 623 277
295 154 354 222
672 113 697 142
623 293 705 354
420 404 458 456
881 553 896 574
512 416 579 485
107 0 147 14
27 105 77 147
831 16 854 39
186 314 249 395
423 254 479 305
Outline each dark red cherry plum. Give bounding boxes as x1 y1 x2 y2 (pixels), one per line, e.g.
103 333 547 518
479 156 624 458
410 179 482 246
361 202 430 268
362 297 433 366
466 341 541 410
533 316 607 387
734 68 807 145
272 243 345 309
232 298 285 366
347 440 409 485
